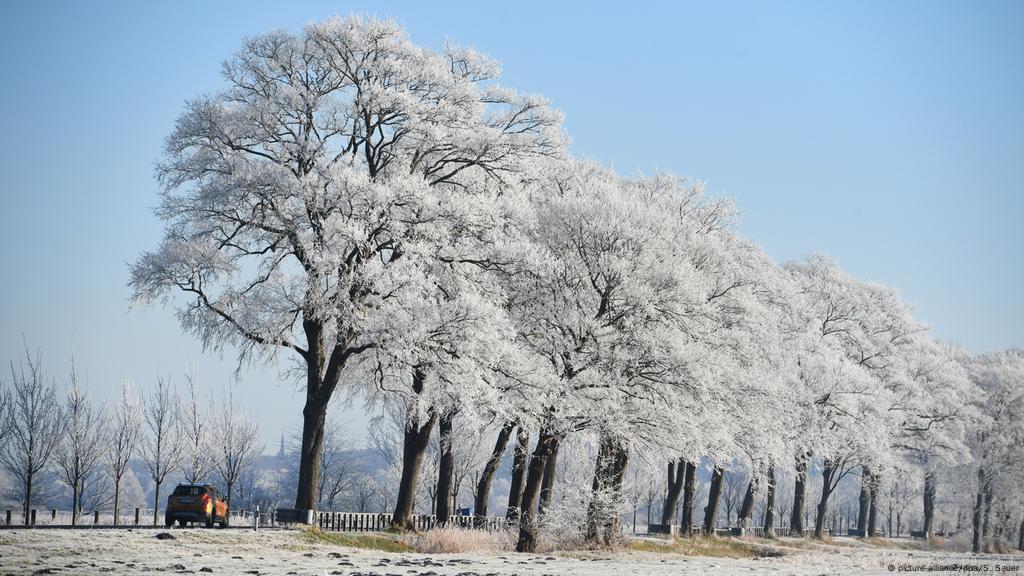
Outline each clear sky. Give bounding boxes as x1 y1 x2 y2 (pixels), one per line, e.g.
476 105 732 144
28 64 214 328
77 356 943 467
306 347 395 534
1 0 1021 450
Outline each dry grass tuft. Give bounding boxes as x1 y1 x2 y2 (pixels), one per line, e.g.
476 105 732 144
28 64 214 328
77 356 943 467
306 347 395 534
402 526 515 554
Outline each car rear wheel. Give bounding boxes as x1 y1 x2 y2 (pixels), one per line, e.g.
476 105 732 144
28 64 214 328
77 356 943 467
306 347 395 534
165 516 174 527
177 518 187 527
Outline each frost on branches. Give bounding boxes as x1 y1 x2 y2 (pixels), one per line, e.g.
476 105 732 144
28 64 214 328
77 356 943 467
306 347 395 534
130 16 563 515
124 14 1024 554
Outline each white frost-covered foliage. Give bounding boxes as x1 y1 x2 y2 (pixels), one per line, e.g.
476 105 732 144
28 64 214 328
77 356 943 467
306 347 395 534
119 14 1020 550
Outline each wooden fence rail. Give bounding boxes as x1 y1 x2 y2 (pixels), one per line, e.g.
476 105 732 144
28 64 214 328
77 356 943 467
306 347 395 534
311 511 509 533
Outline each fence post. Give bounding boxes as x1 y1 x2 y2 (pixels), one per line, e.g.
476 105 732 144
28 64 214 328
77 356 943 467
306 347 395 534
30 509 37 526
134 508 140 526
51 509 57 522
94 511 99 525
254 505 260 533
5 510 9 526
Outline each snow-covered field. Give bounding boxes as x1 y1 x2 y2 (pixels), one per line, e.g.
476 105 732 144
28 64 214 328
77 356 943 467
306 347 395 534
1 528 1021 576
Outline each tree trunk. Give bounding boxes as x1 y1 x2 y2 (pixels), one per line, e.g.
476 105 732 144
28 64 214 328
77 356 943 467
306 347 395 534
538 440 560 515
814 461 836 539
982 485 994 541
857 468 870 534
1017 513 1024 552
113 477 122 527
585 434 629 545
294 400 328 510
506 427 530 522
71 479 79 526
702 466 725 535
867 472 879 537
661 458 685 526
474 421 515 527
603 442 629 543
972 470 985 554
764 466 776 535
23 472 33 526
515 430 558 553
390 369 438 531
153 481 161 526
922 471 936 535
585 434 614 544
791 454 807 535
737 477 757 529
435 411 455 525
680 460 696 536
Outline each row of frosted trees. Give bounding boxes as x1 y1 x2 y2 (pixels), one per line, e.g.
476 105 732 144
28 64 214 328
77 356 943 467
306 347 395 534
0 356 262 526
129 15 1024 553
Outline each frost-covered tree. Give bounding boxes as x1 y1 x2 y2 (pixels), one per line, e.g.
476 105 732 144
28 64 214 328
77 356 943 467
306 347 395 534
961 350 1024 553
108 379 142 526
213 386 263 511
142 376 181 525
178 368 213 484
784 256 920 538
0 348 62 524
54 365 107 526
130 15 562 513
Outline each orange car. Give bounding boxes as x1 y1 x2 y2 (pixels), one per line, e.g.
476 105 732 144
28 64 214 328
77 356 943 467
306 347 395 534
165 484 229 527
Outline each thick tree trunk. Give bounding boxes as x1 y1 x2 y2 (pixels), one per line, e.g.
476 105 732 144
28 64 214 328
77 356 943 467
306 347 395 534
867 473 879 537
1017 513 1024 552
764 466 776 535
295 321 326 510
814 461 836 539
680 460 696 536
702 466 725 535
390 369 438 531
435 411 455 525
474 421 515 527
538 440 560 515
661 458 685 526
791 454 808 534
922 471 936 535
585 435 613 544
972 471 985 553
516 430 559 552
737 477 757 528
585 435 629 545
506 427 530 522
603 442 629 543
857 469 870 534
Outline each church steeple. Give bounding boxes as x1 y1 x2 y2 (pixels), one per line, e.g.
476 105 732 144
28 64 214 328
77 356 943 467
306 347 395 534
277 431 286 458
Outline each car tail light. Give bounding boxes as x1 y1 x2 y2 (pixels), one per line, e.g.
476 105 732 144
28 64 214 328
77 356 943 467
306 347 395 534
203 494 211 509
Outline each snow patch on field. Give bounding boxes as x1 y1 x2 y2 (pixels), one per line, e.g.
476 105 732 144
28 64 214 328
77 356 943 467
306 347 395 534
0 529 1021 576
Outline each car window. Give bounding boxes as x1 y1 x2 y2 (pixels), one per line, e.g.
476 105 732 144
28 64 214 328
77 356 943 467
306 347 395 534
172 485 206 496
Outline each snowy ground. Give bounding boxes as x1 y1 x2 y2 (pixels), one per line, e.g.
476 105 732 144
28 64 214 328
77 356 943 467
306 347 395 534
1 528 1021 576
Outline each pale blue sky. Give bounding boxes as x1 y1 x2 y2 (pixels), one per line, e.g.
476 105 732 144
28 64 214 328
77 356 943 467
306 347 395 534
1 1 1021 448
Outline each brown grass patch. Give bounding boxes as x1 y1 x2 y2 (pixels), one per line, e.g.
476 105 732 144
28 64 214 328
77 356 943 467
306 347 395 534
627 535 785 559
299 527 413 552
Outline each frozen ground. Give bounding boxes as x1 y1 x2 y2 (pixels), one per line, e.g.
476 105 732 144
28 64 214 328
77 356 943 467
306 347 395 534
1 528 1022 576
